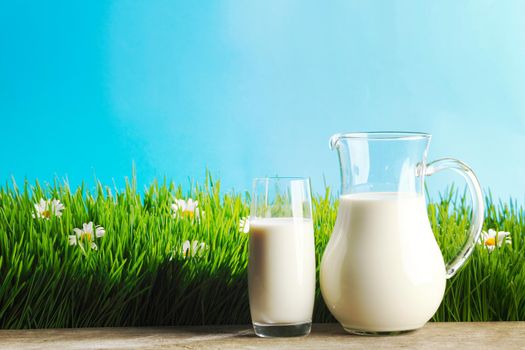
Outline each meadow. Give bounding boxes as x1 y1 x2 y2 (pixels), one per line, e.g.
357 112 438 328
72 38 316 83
0 176 523 329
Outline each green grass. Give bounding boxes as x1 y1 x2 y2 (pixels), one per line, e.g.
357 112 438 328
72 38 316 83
0 176 524 328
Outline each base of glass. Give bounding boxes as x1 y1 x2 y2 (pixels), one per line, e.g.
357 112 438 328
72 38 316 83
343 325 421 336
253 321 312 338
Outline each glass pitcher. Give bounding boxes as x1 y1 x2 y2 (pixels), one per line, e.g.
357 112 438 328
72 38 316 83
320 132 483 335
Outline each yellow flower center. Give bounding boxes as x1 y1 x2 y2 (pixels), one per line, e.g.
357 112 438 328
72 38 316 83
80 232 93 242
485 237 496 246
183 210 195 218
42 210 51 218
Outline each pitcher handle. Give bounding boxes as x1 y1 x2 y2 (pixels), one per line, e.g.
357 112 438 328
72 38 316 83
424 158 484 279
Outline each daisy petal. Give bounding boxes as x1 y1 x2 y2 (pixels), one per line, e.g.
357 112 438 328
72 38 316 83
68 235 77 246
95 225 106 238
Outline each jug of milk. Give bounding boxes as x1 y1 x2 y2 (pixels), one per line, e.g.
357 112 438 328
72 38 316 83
320 132 484 335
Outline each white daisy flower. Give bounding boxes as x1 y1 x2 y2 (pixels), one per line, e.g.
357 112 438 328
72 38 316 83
172 198 203 220
69 222 106 251
480 229 511 251
33 198 65 219
181 240 207 258
239 217 250 234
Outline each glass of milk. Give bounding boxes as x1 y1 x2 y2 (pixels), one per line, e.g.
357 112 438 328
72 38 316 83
248 177 316 337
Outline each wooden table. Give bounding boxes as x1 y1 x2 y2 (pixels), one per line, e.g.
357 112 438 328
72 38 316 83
0 322 523 350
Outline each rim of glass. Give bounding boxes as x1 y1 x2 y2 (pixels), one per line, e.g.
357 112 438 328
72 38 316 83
333 131 431 141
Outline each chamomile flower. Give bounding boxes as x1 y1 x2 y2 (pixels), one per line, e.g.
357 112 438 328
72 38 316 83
181 240 207 258
480 229 511 251
172 198 203 220
69 222 106 251
33 198 65 219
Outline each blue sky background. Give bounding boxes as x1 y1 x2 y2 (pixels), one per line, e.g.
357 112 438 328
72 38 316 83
1 1 524 199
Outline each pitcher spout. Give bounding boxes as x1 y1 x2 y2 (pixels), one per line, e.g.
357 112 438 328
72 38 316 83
329 133 343 150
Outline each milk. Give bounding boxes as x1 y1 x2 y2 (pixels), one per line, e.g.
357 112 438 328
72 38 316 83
320 192 446 333
248 218 315 325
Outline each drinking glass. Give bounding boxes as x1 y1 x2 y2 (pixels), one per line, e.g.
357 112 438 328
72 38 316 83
248 177 315 337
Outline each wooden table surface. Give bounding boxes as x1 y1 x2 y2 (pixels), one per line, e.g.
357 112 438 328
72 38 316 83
0 322 524 350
